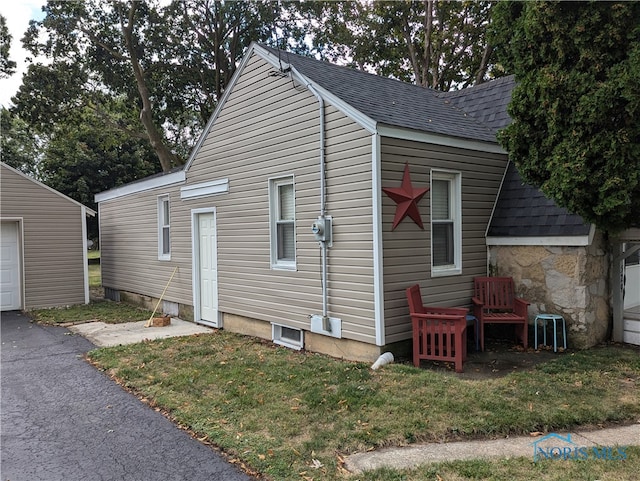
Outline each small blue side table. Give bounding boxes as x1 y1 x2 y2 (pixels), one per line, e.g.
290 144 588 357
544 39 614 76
466 314 479 351
534 314 567 352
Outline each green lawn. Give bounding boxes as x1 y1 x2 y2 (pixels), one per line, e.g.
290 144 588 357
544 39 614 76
88 250 101 288
88 330 640 481
30 300 153 324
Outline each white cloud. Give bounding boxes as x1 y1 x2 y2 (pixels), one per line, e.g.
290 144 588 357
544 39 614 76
0 1 46 108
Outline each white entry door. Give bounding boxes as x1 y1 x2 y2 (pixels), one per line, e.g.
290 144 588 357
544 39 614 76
1 222 21 311
196 212 218 327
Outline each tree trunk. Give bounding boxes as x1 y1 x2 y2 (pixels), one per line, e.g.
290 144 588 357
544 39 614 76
121 2 179 173
474 43 493 85
421 0 433 88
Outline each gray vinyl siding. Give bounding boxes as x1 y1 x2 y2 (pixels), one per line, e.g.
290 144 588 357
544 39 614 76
189 53 376 343
100 53 377 344
0 165 87 309
380 137 508 344
99 186 194 306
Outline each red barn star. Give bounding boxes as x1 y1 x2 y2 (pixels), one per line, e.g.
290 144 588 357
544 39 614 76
382 163 429 230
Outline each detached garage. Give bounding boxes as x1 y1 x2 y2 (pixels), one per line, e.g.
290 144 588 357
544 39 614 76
0 162 95 311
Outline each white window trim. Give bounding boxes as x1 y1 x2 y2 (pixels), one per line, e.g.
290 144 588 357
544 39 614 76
430 170 462 277
269 175 297 271
272 323 304 350
157 194 171 260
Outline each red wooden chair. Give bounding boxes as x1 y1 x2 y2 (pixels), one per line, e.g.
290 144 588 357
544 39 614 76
472 277 530 351
406 284 468 373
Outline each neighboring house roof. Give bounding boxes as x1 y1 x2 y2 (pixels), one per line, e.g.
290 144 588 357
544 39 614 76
1 162 96 216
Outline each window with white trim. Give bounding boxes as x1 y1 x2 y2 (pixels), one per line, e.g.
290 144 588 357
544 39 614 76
431 171 461 276
269 176 296 269
158 195 171 260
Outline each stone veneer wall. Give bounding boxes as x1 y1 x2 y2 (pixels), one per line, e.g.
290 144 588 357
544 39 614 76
488 231 610 349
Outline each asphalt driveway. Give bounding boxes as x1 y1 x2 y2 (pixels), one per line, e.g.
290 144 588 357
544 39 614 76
1 311 255 481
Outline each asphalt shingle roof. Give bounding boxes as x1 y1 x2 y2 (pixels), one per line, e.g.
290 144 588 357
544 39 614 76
487 162 591 237
260 46 497 143
259 47 591 238
437 75 516 133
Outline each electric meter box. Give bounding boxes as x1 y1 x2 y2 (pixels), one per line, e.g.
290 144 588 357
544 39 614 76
311 216 332 245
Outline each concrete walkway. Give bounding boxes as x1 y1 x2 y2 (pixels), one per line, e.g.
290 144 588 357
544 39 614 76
68 317 213 347
345 423 640 473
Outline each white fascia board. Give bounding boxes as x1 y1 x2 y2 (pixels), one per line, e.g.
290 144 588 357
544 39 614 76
94 170 185 203
1 162 96 215
377 125 506 154
486 235 592 247
371 133 385 346
485 162 511 238
254 44 378 134
487 225 596 247
288 66 378 134
180 178 229 200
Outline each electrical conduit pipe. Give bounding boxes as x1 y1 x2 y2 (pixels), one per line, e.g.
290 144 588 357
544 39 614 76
290 68 331 332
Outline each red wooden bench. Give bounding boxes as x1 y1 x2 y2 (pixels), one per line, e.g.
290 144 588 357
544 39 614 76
472 277 530 351
406 284 468 373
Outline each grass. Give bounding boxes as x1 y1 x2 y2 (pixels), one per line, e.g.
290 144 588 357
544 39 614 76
87 330 640 481
87 250 101 288
30 299 153 324
88 263 101 288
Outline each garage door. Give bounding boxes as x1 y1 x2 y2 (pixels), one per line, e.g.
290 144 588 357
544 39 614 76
1 222 21 311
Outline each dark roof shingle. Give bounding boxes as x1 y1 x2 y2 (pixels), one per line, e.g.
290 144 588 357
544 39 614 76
487 162 591 237
260 45 497 143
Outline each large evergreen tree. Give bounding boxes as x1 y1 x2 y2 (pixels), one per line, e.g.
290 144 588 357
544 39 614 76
492 1 640 233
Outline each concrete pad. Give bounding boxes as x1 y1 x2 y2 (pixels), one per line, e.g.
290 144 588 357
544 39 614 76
345 423 640 473
68 318 213 347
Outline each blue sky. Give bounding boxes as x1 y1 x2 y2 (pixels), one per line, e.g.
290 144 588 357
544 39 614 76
0 1 46 108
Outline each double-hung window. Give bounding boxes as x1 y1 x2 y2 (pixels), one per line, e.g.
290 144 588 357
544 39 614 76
431 171 461 276
158 195 171 260
269 176 296 269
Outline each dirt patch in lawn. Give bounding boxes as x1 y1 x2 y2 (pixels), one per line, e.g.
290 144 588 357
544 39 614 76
413 338 562 380
415 335 640 380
